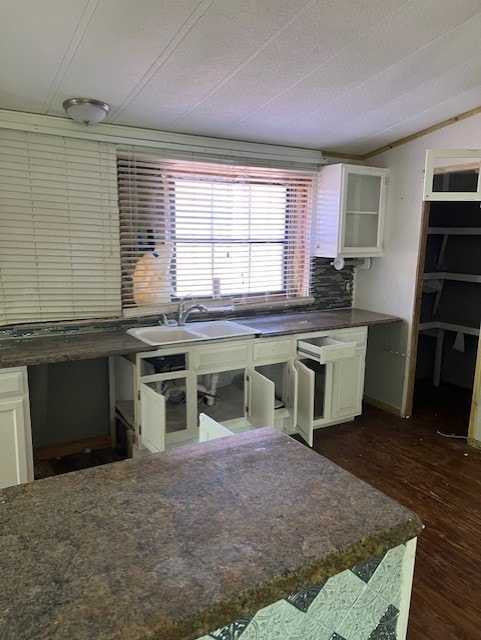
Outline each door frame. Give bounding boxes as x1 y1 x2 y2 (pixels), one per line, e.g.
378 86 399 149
405 199 481 445
404 201 431 417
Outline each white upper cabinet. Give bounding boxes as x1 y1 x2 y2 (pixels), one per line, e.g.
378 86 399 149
312 163 388 259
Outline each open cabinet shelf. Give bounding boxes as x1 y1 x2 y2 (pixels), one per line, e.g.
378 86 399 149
424 272 481 283
418 198 481 391
428 227 481 235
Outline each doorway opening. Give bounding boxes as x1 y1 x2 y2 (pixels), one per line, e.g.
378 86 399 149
411 193 481 437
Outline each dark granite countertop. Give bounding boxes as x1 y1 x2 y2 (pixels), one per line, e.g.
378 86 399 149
237 308 400 336
0 308 401 368
0 428 422 640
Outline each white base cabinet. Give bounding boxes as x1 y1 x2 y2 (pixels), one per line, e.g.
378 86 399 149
331 329 367 419
112 328 367 455
0 326 368 487
0 367 34 489
293 327 367 446
331 354 365 419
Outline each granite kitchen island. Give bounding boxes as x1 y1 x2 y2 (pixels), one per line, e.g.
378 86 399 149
0 428 422 640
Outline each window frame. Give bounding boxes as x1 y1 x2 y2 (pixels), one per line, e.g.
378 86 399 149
169 174 292 300
117 154 315 315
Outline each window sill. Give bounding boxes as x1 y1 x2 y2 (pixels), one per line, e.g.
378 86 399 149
122 296 315 320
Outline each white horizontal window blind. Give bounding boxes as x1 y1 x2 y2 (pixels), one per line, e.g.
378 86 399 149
0 129 121 326
117 151 315 311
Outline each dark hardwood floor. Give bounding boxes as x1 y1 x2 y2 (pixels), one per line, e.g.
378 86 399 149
310 384 481 640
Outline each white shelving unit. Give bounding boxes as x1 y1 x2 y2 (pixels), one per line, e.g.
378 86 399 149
418 214 481 387
421 151 481 443
423 226 481 315
418 321 480 387
424 272 481 283
428 227 481 235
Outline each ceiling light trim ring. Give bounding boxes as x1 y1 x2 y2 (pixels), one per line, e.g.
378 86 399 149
63 98 110 125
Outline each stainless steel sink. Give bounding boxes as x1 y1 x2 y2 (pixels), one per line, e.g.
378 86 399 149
127 320 257 346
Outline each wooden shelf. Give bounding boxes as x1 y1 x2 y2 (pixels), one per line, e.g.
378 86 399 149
424 272 481 283
418 321 479 386
419 321 479 336
428 227 481 235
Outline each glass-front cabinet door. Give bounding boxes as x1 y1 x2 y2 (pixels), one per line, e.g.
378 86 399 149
340 166 387 256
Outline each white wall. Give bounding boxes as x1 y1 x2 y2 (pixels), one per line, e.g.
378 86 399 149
354 113 481 414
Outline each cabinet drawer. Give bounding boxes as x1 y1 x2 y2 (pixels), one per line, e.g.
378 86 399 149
193 343 250 371
331 327 367 347
0 369 24 397
297 337 356 364
252 338 294 363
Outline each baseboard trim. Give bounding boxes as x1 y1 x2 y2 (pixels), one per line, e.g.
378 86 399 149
468 437 481 451
364 396 404 417
34 435 112 462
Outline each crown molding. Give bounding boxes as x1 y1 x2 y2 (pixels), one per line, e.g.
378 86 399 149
0 108 327 165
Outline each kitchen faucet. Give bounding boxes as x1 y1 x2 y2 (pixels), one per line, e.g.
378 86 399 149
177 301 208 325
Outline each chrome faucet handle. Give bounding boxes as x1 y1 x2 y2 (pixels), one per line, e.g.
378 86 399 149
159 314 177 327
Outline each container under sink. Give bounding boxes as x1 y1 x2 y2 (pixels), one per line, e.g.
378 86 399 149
127 320 257 345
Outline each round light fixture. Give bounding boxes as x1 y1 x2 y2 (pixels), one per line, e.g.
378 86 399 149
62 98 110 125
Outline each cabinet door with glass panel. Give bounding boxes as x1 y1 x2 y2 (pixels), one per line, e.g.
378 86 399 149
313 163 388 259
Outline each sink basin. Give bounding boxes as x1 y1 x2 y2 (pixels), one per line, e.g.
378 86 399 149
126 326 204 346
127 320 257 345
189 321 258 339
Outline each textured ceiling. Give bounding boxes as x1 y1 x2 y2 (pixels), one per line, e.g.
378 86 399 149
2 0 481 155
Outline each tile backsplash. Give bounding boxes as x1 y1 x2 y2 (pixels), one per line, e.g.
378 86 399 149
310 257 354 309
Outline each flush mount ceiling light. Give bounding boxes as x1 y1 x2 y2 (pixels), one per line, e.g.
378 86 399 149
62 98 110 125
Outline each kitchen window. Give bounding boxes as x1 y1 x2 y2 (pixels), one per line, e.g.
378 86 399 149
117 153 315 313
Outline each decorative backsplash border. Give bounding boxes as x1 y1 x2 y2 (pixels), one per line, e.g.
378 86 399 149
198 543 407 640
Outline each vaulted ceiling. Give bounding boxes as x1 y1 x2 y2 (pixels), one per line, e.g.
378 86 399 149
3 0 481 156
